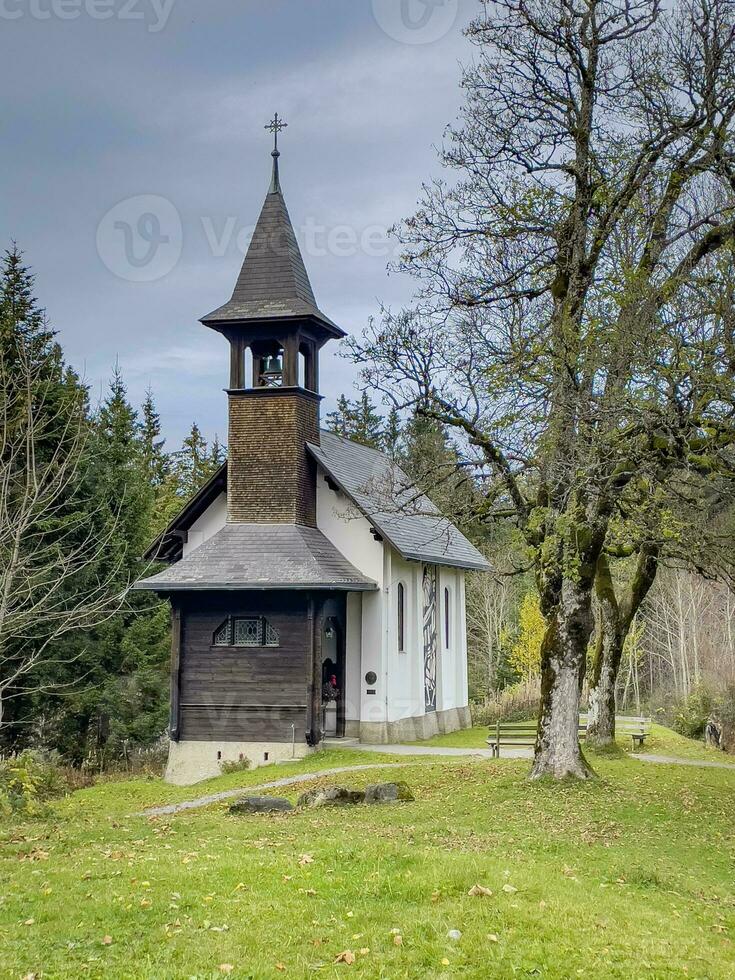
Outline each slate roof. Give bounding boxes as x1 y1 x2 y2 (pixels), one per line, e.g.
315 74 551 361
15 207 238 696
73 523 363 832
201 173 344 337
308 432 490 572
135 523 377 593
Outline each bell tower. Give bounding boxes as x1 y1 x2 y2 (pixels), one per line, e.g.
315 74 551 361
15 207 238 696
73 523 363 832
200 115 345 527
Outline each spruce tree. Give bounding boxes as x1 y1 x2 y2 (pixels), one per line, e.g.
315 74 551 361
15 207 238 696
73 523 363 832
174 422 216 497
326 392 385 450
383 407 403 459
51 369 169 763
325 395 354 439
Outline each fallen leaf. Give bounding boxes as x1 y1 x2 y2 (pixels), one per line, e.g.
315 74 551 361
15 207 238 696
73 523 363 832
359 948 370 955
393 934 403 947
502 884 518 894
275 964 287 972
101 935 113 946
489 934 499 943
24 919 35 926
219 966 234 975
468 884 493 897
335 950 356 965
442 959 450 966
299 854 314 866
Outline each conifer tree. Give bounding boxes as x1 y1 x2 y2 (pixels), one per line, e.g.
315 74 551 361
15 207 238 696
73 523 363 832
326 392 386 450
0 249 125 749
51 369 168 762
174 422 215 497
383 407 403 459
326 395 356 440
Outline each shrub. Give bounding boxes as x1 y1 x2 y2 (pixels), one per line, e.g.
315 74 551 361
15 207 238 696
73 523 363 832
670 685 716 740
0 750 68 818
220 757 252 775
471 678 541 726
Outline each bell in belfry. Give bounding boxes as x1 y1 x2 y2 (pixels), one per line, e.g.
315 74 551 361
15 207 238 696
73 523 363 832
261 352 284 386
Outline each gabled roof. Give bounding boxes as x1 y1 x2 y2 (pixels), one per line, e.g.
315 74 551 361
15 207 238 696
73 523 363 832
201 169 344 338
308 431 490 572
135 523 377 593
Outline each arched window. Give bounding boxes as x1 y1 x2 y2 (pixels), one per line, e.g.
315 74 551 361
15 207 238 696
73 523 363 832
397 582 406 653
444 587 451 649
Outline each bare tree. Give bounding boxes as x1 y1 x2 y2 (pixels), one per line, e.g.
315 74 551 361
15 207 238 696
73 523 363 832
466 568 518 694
0 340 127 732
348 0 735 777
637 568 735 701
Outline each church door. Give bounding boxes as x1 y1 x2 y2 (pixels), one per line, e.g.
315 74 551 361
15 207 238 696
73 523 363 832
422 565 438 712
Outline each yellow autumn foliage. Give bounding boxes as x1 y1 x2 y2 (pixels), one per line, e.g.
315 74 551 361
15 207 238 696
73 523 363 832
509 593 545 680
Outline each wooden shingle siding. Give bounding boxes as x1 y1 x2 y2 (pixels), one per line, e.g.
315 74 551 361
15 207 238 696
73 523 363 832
227 388 320 526
178 593 310 743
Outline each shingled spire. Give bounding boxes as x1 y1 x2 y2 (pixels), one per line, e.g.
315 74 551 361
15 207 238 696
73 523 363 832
201 117 343 337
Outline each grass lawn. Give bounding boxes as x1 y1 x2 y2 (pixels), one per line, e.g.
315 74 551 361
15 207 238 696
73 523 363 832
422 720 723 761
1 743 734 978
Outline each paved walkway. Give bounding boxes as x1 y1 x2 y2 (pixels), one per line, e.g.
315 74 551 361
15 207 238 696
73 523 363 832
343 742 530 760
634 753 735 771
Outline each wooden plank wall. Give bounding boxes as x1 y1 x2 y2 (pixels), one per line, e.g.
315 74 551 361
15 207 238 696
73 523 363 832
178 593 310 743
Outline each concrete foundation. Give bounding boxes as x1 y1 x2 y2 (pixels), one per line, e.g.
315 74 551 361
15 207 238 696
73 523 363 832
345 706 472 744
168 706 472 784
165 739 313 786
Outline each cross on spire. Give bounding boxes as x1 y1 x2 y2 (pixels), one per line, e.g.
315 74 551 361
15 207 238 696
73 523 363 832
265 112 288 154
265 113 287 194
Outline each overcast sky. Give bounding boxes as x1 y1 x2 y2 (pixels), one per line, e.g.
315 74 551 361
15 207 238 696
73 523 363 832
2 0 478 448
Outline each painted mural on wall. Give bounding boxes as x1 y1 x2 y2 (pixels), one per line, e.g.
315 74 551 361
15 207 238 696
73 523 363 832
423 564 438 711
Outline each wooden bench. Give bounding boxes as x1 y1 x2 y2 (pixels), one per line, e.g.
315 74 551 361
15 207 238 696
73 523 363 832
487 715 650 757
487 720 586 758
577 714 652 750
613 715 651 750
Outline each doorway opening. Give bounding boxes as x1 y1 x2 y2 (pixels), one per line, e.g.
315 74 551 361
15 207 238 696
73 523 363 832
321 614 346 737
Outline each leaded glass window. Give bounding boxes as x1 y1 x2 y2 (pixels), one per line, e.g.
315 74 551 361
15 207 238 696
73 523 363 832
212 616 280 648
234 618 262 647
213 619 231 646
264 620 280 647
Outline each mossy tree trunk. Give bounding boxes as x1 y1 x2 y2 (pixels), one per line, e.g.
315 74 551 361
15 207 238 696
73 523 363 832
587 546 659 746
531 582 595 780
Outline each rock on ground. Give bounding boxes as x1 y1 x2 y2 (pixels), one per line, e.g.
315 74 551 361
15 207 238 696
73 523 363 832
297 786 365 808
364 782 415 804
229 796 293 814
